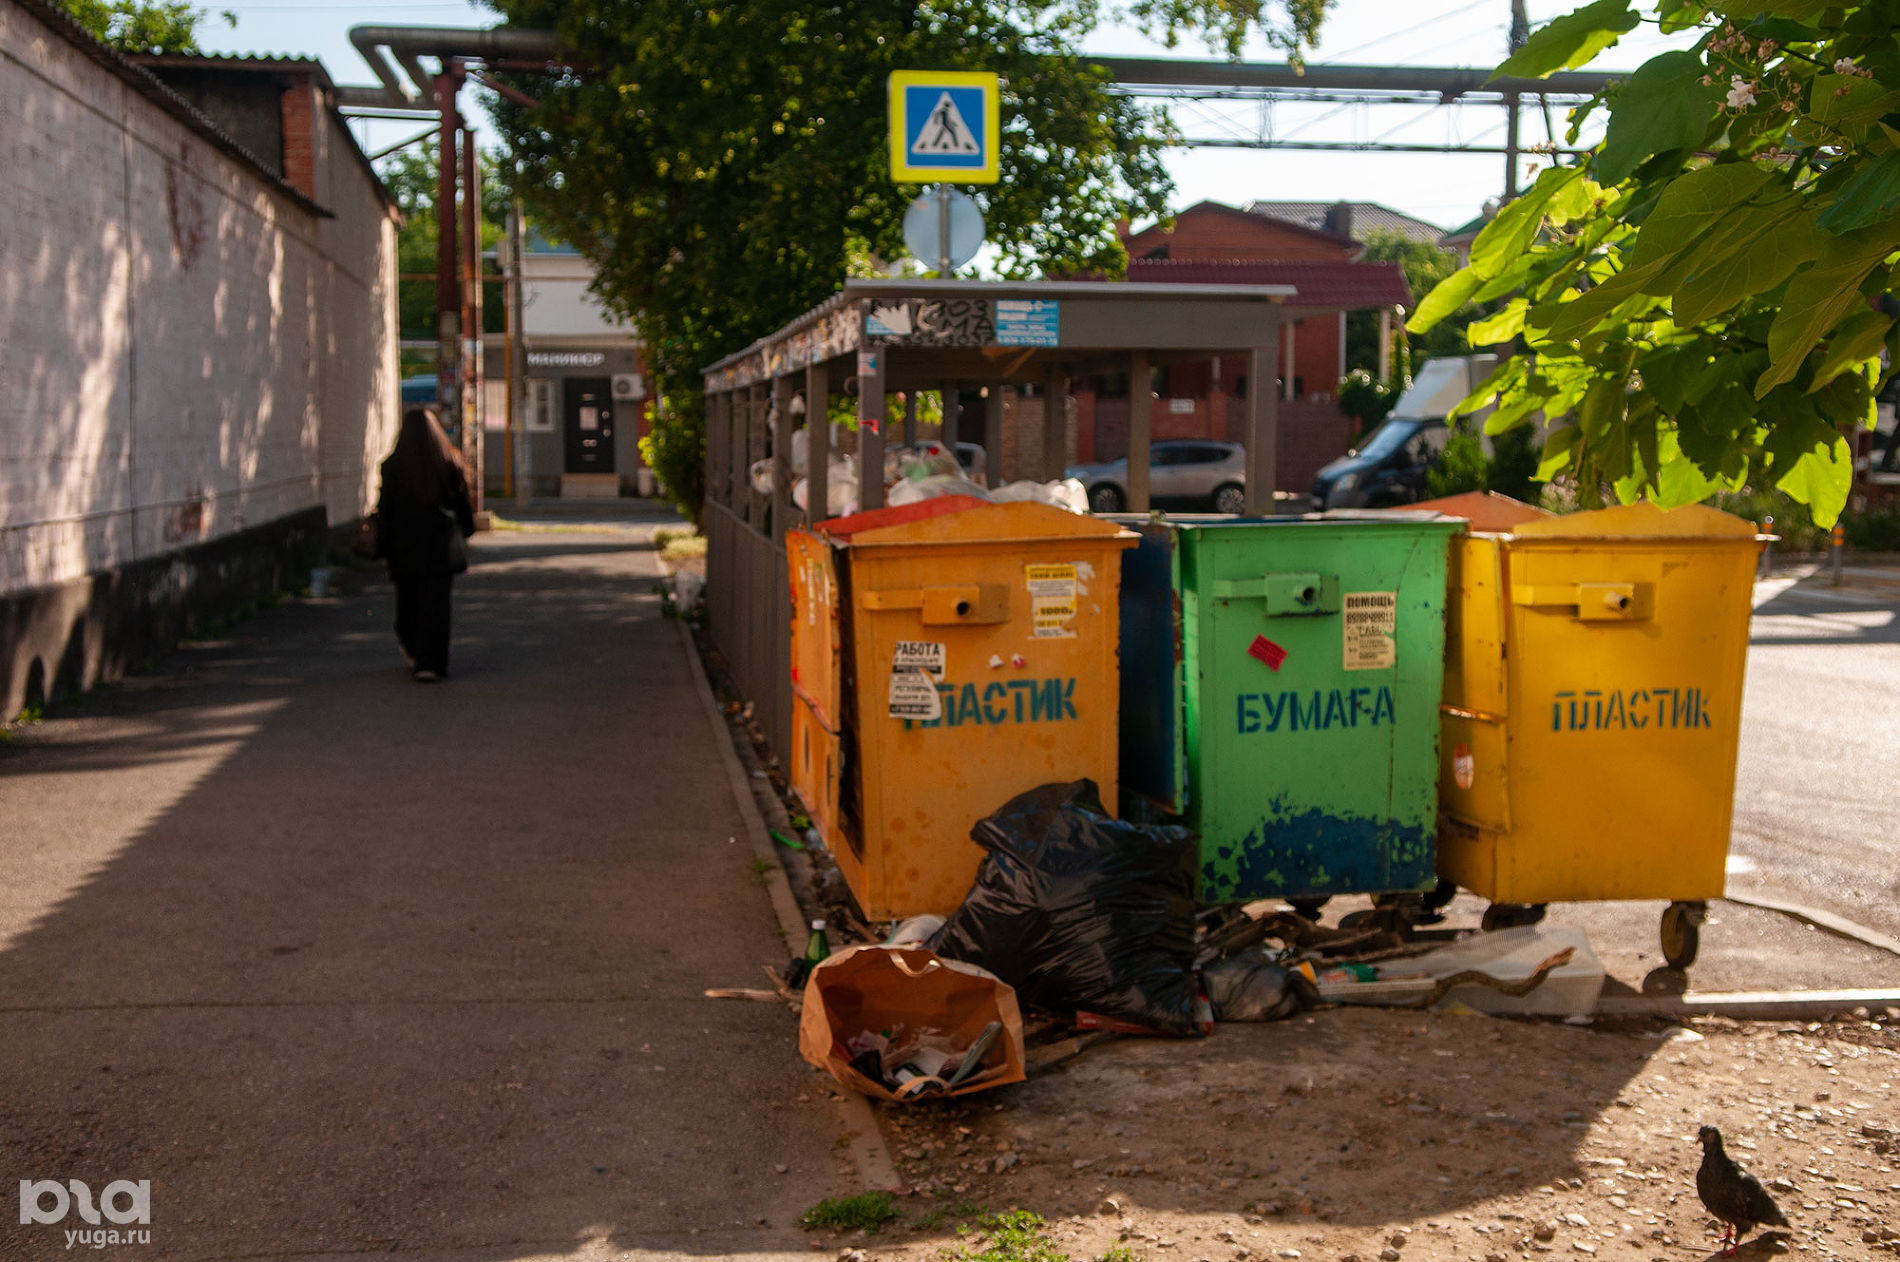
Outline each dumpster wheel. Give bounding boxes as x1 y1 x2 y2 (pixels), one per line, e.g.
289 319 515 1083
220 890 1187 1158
1661 900 1705 969
1480 902 1547 932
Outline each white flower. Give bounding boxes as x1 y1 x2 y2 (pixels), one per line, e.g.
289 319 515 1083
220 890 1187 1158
1727 76 1758 109
1835 57 1857 73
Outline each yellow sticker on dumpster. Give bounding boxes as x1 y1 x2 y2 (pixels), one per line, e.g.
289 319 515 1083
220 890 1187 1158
1025 563 1079 639
1342 591 1397 671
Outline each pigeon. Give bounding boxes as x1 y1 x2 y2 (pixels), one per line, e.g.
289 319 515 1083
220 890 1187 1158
1696 1125 1788 1256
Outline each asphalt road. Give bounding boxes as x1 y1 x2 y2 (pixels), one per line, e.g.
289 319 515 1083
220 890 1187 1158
1731 570 1900 942
0 525 855 1261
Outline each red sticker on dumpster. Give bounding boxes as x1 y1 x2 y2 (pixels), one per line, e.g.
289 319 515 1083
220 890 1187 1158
1248 635 1288 671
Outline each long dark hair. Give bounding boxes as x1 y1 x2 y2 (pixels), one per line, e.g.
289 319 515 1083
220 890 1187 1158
385 404 467 508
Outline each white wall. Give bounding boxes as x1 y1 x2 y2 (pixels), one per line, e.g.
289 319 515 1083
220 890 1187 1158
0 1 398 597
521 253 634 339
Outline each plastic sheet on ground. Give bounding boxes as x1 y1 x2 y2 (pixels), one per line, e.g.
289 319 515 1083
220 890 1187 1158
1319 923 1605 1016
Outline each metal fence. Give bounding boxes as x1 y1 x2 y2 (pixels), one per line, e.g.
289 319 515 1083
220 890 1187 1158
704 500 793 763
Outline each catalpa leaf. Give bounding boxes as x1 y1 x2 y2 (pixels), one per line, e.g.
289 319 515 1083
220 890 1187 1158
1468 165 1587 280
1817 148 1900 234
1759 219 1900 395
1670 202 1818 325
1651 429 1723 507
1629 164 1775 268
1597 52 1726 184
1408 266 1483 333
1493 0 1641 81
1537 425 1582 480
1467 299 1528 346
1806 307 1893 393
1774 434 1853 525
1807 73 1900 129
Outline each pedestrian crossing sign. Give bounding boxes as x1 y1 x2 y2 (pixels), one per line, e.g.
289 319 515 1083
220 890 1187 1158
889 70 1000 184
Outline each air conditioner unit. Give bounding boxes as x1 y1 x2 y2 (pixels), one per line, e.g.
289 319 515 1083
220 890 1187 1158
611 372 642 400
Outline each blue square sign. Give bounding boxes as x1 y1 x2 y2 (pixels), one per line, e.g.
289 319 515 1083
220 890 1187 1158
889 71 1000 183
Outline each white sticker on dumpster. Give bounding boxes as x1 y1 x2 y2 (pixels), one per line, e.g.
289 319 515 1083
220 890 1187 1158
892 640 946 679
1025 563 1079 638
888 668 943 720
1342 591 1397 671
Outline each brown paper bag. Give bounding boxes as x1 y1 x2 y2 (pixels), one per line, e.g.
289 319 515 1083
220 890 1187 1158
798 944 1027 1101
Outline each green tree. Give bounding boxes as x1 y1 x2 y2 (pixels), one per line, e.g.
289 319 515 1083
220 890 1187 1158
486 0 1332 521
50 0 227 54
1410 0 1900 526
1345 231 1471 371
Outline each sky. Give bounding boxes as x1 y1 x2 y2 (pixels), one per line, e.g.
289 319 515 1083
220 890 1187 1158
198 0 1694 233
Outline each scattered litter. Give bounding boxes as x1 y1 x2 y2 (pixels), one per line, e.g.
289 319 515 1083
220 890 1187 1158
928 780 1205 1036
798 944 1026 1101
769 828 806 851
1205 947 1317 1022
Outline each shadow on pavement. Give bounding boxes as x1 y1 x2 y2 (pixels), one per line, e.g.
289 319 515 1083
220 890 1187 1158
0 533 845 1259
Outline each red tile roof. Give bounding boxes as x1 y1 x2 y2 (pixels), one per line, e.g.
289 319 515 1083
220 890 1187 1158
1126 259 1412 312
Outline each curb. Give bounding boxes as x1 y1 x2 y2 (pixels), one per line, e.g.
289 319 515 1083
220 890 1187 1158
675 618 901 1193
1723 892 1900 959
1597 988 1900 1020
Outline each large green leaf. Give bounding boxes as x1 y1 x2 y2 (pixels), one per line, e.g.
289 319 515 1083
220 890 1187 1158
1468 166 1587 280
1711 0 1831 21
1759 219 1900 395
1774 434 1853 525
1466 299 1528 346
1628 164 1774 268
1527 255 1670 342
1669 202 1817 325
1596 52 1726 184
1493 0 1640 80
1817 149 1900 234
1651 429 1722 506
1806 307 1893 393
1807 73 1900 129
1536 425 1582 480
1407 265 1484 333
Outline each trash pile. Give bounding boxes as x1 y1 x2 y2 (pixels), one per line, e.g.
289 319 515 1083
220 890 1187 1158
752 437 1088 518
780 778 1606 1103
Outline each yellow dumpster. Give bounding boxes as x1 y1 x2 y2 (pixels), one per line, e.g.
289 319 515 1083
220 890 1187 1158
788 499 1137 921
1436 501 1768 967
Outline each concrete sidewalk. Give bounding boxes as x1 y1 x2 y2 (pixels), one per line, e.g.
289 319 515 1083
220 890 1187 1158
0 527 859 1260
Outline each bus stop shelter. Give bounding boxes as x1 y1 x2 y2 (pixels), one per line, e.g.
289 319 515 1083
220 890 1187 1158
699 277 1300 761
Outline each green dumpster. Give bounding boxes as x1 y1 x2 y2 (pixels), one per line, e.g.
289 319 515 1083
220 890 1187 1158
1120 514 1464 903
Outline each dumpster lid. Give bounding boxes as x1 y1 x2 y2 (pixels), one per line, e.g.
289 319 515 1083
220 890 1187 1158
817 496 989 539
843 499 1138 546
1508 500 1760 539
1408 491 1552 531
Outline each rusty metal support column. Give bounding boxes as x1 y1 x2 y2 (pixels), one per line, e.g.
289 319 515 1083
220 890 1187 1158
1041 368 1069 481
858 348 886 512
984 386 1005 487
461 116 484 509
1127 349 1152 513
805 361 829 525
1245 314 1282 514
771 372 794 541
434 63 464 442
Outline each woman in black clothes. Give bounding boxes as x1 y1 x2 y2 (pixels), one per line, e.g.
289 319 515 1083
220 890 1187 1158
376 404 475 681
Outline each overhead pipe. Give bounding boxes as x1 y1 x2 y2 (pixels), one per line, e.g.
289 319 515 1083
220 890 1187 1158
1089 56 1618 100
338 24 561 109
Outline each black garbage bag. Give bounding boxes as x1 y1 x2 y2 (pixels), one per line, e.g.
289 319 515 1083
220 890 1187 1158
927 780 1204 1036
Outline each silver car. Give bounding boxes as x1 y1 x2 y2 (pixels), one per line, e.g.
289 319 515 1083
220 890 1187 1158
1065 440 1248 514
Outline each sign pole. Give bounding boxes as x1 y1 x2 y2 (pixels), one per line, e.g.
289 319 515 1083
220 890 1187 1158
937 183 953 277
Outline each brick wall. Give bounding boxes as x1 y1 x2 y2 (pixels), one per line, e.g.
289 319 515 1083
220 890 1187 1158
1124 205 1356 262
0 1 397 704
279 78 316 199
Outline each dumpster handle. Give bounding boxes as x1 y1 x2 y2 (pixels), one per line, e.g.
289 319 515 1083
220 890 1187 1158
1511 582 1650 621
1209 571 1341 615
860 584 1011 625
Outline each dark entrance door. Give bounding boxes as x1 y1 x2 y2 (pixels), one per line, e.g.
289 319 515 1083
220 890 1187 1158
563 378 615 474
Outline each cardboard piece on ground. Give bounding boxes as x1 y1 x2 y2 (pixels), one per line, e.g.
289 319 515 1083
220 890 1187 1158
799 944 1027 1101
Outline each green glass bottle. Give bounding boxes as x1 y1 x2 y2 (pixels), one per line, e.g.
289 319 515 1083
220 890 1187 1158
804 918 831 969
